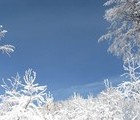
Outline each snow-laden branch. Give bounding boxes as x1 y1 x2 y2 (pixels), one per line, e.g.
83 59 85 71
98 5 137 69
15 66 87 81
0 45 15 56
0 25 15 56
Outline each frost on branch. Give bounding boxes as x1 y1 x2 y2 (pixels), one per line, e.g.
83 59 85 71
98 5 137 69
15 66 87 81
0 25 15 56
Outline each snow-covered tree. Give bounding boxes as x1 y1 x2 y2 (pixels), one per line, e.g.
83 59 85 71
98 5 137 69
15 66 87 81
99 0 140 65
0 69 52 120
0 25 15 55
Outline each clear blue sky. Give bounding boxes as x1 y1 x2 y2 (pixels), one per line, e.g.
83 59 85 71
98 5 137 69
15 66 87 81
0 0 124 100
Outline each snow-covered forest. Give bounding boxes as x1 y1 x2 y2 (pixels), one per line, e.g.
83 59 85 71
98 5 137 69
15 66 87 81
1 0 140 119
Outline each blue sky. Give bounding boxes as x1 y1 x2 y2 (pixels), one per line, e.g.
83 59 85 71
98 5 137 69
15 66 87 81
0 0 124 100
